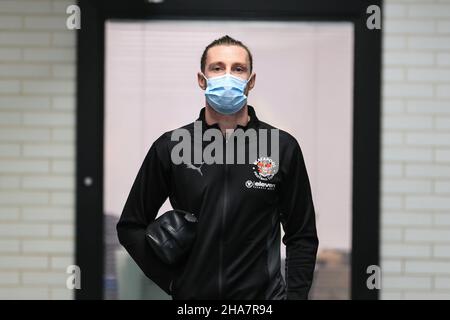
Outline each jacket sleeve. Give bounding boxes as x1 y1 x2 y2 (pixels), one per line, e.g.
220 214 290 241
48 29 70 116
278 139 319 300
116 136 178 295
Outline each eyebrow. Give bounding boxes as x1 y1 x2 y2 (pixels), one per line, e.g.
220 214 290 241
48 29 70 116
207 61 249 68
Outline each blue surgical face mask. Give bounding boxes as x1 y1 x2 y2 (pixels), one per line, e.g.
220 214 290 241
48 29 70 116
202 73 252 115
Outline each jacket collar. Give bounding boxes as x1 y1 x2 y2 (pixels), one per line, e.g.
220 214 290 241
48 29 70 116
196 105 260 132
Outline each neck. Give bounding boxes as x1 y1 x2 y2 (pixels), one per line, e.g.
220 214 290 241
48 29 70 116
205 104 250 134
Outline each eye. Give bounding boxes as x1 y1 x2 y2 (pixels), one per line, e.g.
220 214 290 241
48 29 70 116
234 65 247 73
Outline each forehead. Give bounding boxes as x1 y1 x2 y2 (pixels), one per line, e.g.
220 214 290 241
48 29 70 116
206 45 249 65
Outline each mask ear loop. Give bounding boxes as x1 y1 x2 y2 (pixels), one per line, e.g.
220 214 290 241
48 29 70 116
200 72 209 90
246 72 254 83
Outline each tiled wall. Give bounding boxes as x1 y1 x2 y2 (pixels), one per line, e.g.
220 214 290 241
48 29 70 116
0 0 75 299
381 0 450 299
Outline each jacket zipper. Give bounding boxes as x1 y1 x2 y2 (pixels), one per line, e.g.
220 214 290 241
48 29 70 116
219 132 230 299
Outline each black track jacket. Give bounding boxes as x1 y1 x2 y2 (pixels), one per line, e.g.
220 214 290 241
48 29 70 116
116 105 319 300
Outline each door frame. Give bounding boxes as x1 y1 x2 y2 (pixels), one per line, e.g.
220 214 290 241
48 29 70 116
76 0 382 300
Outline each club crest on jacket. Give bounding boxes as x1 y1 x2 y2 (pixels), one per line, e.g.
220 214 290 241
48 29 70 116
252 157 277 181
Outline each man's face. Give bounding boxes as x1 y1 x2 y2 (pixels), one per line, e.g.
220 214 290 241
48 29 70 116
198 45 256 96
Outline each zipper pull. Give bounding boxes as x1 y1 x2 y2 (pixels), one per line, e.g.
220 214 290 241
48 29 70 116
225 129 233 143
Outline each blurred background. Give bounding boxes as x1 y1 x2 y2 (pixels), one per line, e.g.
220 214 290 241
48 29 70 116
104 21 353 299
0 0 449 300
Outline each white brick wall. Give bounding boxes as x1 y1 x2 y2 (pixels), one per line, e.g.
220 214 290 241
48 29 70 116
381 0 450 299
0 0 75 300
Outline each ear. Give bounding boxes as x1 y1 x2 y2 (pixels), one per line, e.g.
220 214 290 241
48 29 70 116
246 73 256 94
198 72 207 90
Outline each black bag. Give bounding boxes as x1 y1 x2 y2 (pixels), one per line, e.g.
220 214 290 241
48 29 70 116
145 209 198 265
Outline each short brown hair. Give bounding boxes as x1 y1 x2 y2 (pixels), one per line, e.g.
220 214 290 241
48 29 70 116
200 35 253 73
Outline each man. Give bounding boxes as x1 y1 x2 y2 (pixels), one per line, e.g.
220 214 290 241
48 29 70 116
116 35 318 300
